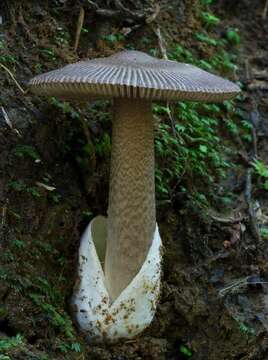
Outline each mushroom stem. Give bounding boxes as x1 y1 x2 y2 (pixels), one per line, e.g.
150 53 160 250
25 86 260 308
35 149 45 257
105 98 156 301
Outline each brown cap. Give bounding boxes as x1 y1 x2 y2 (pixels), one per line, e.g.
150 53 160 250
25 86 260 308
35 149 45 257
29 50 240 102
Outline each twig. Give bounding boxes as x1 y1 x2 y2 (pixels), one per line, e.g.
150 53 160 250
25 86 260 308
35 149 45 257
96 8 120 17
74 7 85 52
114 0 144 19
154 27 178 139
219 276 268 297
167 102 178 139
243 99 262 242
154 26 168 60
245 168 262 242
0 199 8 241
78 111 96 169
218 277 247 296
250 115 258 159
121 25 141 36
87 0 128 19
248 82 268 91
36 182 56 191
1 106 22 137
1 204 7 228
244 59 251 83
146 3 160 24
249 102 260 159
208 211 243 224
263 0 268 19
87 0 98 10
87 0 154 22
252 70 268 80
0 63 26 94
1 106 13 129
77 353 85 360
18 5 37 44
252 128 258 158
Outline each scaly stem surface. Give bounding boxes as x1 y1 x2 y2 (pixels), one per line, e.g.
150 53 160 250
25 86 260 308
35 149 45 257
104 98 156 301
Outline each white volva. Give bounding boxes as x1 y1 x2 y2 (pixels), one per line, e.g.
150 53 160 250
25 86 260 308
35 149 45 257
72 216 162 341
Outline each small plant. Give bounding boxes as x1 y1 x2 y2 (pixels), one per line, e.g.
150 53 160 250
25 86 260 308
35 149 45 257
251 159 268 190
27 187 42 198
149 48 159 57
239 323 256 336
8 181 41 198
34 62 43 73
11 239 26 249
95 132 111 157
13 145 40 161
8 180 26 192
198 59 213 71
0 40 17 65
81 27 89 34
201 0 214 4
0 54 17 65
57 342 81 353
168 45 195 63
180 344 193 357
226 28 241 45
141 36 151 45
201 11 220 27
0 334 25 354
29 293 75 339
0 40 5 50
50 97 80 119
103 33 125 42
54 27 70 46
154 29 243 210
261 227 268 239
211 51 238 73
3 250 16 262
195 32 219 46
153 101 231 208
49 192 62 204
39 48 57 62
82 209 93 219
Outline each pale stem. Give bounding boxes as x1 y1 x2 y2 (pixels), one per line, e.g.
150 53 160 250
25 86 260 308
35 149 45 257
104 98 156 301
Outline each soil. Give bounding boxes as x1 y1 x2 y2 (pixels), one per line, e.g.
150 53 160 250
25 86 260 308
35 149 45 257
0 0 268 359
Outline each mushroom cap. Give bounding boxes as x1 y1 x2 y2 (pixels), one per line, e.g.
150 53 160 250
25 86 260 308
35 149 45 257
29 50 240 102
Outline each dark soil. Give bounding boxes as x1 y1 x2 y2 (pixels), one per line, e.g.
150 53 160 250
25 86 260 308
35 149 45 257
0 0 268 359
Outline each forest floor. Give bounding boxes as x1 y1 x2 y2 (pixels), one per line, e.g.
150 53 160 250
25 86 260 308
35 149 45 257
0 1 268 359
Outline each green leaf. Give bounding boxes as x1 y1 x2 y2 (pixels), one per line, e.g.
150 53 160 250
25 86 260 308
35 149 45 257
198 59 213 70
252 160 268 178
261 227 268 238
199 145 208 153
201 0 214 4
239 323 255 336
81 27 89 33
105 34 117 42
13 145 40 161
71 343 81 352
180 345 193 357
195 32 218 46
0 334 24 353
201 12 220 26
226 28 241 45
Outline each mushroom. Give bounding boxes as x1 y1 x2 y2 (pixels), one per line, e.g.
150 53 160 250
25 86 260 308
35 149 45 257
29 50 240 340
